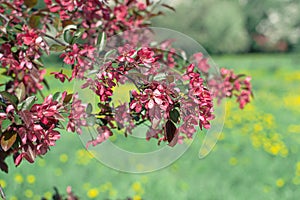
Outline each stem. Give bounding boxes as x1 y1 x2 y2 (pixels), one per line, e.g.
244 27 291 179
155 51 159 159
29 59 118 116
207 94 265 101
42 33 68 46
0 13 9 23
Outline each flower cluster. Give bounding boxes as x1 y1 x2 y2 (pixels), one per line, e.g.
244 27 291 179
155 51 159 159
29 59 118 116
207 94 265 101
208 68 253 109
0 25 48 96
0 0 253 172
185 64 214 130
0 91 88 170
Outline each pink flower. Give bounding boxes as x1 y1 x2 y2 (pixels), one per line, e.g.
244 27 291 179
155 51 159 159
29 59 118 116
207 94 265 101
192 53 210 73
17 26 39 46
137 2 147 10
117 44 136 63
86 126 113 147
114 5 128 22
137 47 156 64
67 94 87 134
208 68 252 109
51 71 69 83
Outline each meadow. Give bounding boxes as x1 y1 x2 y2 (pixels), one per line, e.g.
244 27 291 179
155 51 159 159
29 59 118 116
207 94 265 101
1 53 300 199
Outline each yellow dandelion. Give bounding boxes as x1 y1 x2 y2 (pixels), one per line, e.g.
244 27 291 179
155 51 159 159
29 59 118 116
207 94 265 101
59 154 69 163
132 182 141 192
87 188 99 199
24 189 33 198
43 192 52 199
14 174 23 184
280 148 289 157
133 195 142 200
254 123 263 132
269 144 281 155
76 149 93 165
229 157 238 166
276 178 285 188
0 179 6 188
9 196 18 200
27 174 36 184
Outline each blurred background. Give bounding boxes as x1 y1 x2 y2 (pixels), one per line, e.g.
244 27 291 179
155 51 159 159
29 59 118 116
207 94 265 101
154 0 300 54
1 0 300 199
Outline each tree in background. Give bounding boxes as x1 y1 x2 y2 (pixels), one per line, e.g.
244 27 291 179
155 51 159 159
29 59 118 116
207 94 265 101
153 0 300 53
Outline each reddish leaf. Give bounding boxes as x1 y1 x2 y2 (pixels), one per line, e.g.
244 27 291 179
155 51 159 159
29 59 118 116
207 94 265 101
168 128 179 147
0 161 8 173
165 120 177 143
29 14 40 28
62 20 75 28
63 93 73 104
24 0 38 8
1 131 17 152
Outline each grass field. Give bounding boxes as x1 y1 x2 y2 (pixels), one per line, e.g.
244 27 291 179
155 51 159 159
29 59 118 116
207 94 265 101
1 53 300 199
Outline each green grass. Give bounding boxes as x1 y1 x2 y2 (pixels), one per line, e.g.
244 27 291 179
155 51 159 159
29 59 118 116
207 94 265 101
1 53 300 199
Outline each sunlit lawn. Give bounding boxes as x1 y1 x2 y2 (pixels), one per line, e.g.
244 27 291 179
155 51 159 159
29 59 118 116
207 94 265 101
1 53 300 199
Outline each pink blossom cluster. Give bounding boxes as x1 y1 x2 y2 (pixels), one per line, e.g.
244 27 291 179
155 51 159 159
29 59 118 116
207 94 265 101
0 25 47 95
185 64 215 130
0 0 253 172
208 68 252 109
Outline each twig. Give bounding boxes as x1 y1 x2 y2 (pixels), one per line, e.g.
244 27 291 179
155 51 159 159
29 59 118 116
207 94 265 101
42 33 68 46
0 13 9 23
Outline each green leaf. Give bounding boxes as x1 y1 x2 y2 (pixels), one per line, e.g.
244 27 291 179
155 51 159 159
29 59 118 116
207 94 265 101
170 109 180 123
33 59 44 67
0 101 6 108
97 32 107 52
56 121 65 129
63 24 77 44
11 46 18 53
18 96 36 111
50 44 67 52
104 49 117 61
111 62 119 68
14 114 22 125
15 82 26 102
86 115 96 126
1 131 17 152
0 91 18 109
13 24 22 32
1 119 12 132
86 103 93 115
0 37 7 44
53 92 62 102
63 30 72 44
74 28 85 38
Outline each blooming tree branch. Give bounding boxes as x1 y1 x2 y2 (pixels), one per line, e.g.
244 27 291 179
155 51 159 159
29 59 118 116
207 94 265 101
0 0 253 173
